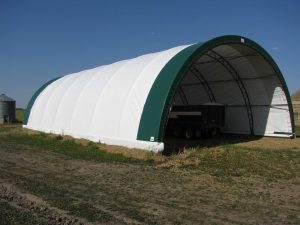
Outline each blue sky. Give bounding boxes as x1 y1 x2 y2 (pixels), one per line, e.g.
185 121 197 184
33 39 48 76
0 0 299 108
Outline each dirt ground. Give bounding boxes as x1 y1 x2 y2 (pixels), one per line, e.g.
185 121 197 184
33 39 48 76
0 127 300 224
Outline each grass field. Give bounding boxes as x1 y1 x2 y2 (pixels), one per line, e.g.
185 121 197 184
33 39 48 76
0 125 300 224
15 108 25 122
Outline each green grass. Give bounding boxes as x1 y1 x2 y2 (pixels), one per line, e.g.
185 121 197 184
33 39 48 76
0 171 113 223
0 201 41 225
160 145 300 180
1 125 300 224
16 108 25 122
1 131 138 164
0 126 17 133
1 125 299 180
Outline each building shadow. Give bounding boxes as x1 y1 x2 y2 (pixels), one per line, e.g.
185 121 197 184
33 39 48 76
163 134 262 156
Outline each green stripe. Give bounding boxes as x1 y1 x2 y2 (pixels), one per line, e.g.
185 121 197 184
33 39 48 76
23 77 61 125
137 35 295 142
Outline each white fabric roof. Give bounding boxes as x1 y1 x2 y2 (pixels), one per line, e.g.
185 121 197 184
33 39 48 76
24 36 294 152
24 45 189 151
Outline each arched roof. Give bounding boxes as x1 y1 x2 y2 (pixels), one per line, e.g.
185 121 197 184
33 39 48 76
137 35 294 142
24 35 295 152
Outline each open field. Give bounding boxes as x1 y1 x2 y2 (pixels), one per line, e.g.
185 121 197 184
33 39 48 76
0 125 300 224
15 108 25 123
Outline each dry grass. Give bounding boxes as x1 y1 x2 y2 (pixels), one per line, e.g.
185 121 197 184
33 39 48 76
292 89 300 100
233 136 300 150
1 124 300 224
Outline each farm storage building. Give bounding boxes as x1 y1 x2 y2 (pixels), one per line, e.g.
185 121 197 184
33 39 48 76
0 94 16 123
23 35 295 152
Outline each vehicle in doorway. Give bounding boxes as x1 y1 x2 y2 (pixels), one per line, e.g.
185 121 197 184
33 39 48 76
166 103 225 139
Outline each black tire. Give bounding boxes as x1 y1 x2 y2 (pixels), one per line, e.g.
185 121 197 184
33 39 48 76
202 129 210 138
173 125 183 138
185 126 195 139
195 128 202 139
209 128 218 138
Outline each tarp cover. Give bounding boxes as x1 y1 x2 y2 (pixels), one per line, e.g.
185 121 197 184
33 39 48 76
24 36 294 152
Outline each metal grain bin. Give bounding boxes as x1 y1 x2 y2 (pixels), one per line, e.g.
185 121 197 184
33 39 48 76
0 94 16 123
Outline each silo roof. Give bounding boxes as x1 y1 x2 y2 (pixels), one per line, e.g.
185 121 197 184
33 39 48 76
0 94 15 102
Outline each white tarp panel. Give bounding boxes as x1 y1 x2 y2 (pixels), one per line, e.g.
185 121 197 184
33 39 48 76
24 45 190 152
24 38 293 152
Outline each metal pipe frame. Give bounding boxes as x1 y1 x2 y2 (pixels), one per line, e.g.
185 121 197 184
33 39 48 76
180 74 277 87
194 53 260 66
189 66 216 102
226 104 289 111
206 50 255 135
178 87 189 105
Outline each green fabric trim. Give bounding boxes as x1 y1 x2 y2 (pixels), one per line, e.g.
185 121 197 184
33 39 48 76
23 77 61 125
137 35 295 142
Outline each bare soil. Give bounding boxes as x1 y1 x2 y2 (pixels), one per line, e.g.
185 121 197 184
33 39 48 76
0 126 300 224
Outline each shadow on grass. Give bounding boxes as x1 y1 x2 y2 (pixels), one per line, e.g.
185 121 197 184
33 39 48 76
163 134 262 156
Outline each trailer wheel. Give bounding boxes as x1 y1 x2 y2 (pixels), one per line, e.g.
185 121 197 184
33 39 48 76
173 125 183 138
185 126 195 139
195 129 202 139
209 128 218 138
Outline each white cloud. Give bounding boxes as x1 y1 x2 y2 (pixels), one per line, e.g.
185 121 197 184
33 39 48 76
272 47 279 50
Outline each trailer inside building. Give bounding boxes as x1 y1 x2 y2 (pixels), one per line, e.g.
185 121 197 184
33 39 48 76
23 35 295 152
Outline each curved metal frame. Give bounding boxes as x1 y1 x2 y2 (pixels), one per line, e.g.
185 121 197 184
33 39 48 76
189 66 216 102
206 50 254 135
137 36 295 142
178 87 189 104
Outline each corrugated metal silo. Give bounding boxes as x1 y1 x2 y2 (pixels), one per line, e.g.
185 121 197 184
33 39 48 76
0 94 16 124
